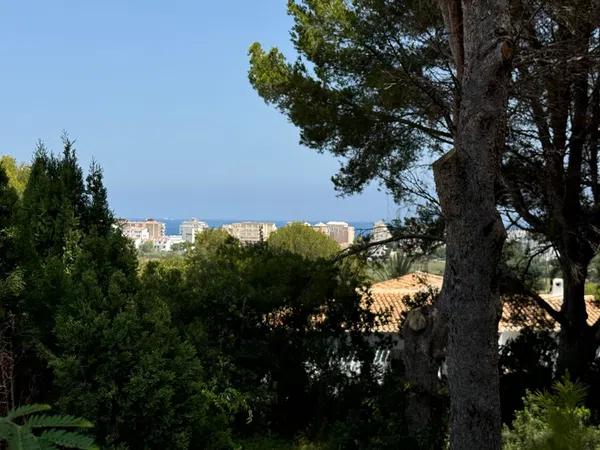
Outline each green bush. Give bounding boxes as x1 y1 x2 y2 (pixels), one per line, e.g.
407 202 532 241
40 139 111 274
143 236 382 439
503 377 600 450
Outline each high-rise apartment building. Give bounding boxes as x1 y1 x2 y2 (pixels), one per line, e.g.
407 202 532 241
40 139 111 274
312 221 355 248
326 221 355 248
222 222 277 244
313 222 329 235
119 219 166 242
121 226 150 249
372 220 392 243
369 220 393 258
180 219 209 243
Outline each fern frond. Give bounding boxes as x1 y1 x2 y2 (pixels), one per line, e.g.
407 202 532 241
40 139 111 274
7 425 42 450
26 415 93 429
39 429 95 449
7 405 51 420
0 405 96 449
38 442 60 450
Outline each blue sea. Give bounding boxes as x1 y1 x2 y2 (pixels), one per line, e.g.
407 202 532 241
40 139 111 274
129 218 375 237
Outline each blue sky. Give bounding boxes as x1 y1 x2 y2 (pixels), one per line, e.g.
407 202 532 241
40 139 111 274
0 1 396 221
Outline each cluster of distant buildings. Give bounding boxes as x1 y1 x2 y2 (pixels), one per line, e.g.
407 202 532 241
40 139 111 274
117 218 210 251
118 218 365 252
118 218 180 251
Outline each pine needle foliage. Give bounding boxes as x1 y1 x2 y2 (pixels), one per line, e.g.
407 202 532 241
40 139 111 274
503 377 600 450
0 403 96 450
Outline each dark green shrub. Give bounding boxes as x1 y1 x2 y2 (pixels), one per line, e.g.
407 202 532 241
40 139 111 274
503 377 600 450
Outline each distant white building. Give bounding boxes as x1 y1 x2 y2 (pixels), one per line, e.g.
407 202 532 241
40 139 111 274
180 219 209 243
369 220 393 258
222 222 277 244
312 221 355 248
121 226 150 249
118 219 166 242
155 235 185 252
313 222 328 235
372 220 392 243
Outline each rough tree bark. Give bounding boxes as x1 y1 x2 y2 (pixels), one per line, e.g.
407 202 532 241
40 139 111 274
434 1 512 448
401 305 447 446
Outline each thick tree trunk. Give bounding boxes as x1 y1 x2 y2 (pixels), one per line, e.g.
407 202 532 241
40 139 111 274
435 1 511 449
402 305 447 392
557 258 597 378
401 305 447 446
434 154 506 450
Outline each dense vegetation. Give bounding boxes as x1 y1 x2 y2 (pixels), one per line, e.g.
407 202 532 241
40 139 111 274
4 143 600 449
3 0 600 447
248 0 600 446
1 143 453 448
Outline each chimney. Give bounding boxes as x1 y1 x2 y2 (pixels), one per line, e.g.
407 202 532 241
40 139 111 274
551 278 564 297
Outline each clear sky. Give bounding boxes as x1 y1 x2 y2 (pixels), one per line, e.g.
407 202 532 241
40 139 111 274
0 1 397 222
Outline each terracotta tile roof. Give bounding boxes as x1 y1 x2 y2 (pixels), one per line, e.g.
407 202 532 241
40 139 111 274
499 294 600 332
366 272 442 333
365 272 600 334
371 272 443 292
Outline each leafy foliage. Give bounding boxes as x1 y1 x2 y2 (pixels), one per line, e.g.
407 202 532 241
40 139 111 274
2 141 240 449
0 140 455 447
143 230 384 438
136 240 155 255
0 156 30 197
0 163 21 315
268 222 340 260
51 281 237 449
0 403 95 450
501 239 555 292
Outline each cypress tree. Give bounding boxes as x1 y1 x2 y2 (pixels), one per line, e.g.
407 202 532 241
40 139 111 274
83 160 113 237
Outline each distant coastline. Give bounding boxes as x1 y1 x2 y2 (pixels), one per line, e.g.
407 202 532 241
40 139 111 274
126 218 377 237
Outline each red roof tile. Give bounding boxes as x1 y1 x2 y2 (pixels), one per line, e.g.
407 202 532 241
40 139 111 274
364 272 600 334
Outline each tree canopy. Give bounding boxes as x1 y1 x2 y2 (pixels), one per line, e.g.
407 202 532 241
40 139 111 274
267 222 340 260
0 156 30 197
0 140 412 448
248 0 452 202
249 0 600 383
250 1 515 447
